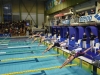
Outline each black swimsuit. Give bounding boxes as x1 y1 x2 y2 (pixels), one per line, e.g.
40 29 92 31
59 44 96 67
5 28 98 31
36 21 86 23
52 43 60 47
74 52 85 58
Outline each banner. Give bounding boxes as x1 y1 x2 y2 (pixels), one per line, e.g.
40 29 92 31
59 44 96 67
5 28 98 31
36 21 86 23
46 0 65 10
79 13 100 22
54 0 65 5
62 20 70 25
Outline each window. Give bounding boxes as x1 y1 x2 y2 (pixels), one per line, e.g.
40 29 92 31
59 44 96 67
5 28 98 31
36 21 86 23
3 4 12 22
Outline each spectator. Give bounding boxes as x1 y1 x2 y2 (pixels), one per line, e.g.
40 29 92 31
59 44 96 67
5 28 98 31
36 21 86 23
82 32 87 49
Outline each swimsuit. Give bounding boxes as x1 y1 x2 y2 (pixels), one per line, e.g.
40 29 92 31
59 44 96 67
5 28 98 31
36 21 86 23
74 52 85 58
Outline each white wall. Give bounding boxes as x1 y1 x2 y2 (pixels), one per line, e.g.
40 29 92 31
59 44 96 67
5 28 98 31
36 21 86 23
38 14 44 27
21 13 44 27
21 13 36 25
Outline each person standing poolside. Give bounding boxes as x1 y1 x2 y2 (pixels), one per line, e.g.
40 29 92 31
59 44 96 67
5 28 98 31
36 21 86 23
82 32 87 49
89 32 97 51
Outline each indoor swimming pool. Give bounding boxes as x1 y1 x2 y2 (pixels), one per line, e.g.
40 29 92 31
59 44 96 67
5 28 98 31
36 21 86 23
0 37 92 75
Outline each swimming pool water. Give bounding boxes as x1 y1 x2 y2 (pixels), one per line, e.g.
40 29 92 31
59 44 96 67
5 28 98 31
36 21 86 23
0 38 91 75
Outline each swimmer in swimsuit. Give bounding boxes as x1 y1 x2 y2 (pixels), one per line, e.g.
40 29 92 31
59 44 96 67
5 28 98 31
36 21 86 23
31 32 43 43
42 40 69 55
29 32 39 39
60 46 93 69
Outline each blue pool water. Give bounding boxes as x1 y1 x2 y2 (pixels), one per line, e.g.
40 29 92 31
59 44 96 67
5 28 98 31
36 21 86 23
0 38 91 75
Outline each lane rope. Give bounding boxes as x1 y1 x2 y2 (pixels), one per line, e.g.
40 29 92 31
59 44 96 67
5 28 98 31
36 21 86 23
0 44 8 45
7 49 44 53
1 64 77 75
0 50 33 55
1 54 60 62
7 45 44 49
0 35 9 44
0 49 45 55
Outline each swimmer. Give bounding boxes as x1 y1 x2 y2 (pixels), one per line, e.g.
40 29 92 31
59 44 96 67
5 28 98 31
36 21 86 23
42 40 69 55
28 32 39 41
31 32 43 43
59 46 93 69
32 32 46 46
42 34 69 54
38 33 56 46
31 32 40 38
38 32 45 46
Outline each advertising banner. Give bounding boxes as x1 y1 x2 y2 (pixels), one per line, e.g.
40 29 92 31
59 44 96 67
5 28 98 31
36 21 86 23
79 14 100 22
46 0 65 10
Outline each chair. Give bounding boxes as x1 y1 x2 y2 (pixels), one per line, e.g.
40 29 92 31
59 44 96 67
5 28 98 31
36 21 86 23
93 43 99 54
71 37 75 40
75 39 81 47
77 39 81 45
57 36 61 41
68 40 75 50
